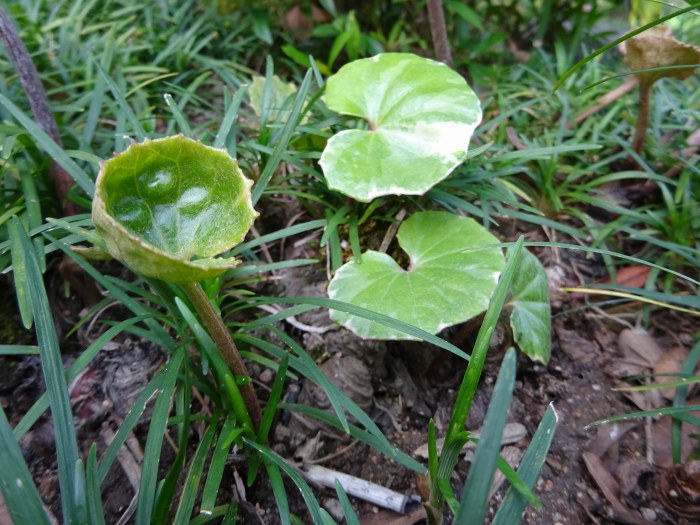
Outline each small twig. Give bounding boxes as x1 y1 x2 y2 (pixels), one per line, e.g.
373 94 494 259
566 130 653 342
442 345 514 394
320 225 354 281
426 0 453 67
379 208 407 253
0 6 77 215
304 464 419 514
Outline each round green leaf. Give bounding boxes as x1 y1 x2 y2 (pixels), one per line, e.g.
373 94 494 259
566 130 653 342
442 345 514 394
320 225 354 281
92 135 257 283
328 211 504 339
319 53 482 202
508 249 551 364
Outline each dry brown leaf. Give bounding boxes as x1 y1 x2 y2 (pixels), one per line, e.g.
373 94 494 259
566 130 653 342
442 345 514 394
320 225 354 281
654 346 689 401
621 25 700 85
582 452 656 525
602 265 652 289
618 327 664 368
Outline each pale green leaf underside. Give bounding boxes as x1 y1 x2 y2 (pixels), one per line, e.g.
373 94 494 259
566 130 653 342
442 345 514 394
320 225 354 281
328 211 504 339
320 53 482 201
509 249 551 363
93 135 257 282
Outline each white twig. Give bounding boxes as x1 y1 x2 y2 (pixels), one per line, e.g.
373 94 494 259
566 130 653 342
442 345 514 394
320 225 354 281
303 464 419 514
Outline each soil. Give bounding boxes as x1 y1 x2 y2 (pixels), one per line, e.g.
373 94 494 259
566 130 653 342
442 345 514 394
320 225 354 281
1 222 698 525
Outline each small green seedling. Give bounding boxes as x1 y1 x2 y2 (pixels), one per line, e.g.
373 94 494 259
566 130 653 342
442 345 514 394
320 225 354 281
92 134 262 428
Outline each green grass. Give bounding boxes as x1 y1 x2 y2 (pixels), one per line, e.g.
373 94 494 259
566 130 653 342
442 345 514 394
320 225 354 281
0 1 698 523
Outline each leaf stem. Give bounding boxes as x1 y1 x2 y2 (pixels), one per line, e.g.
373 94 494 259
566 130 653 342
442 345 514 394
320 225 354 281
181 282 261 431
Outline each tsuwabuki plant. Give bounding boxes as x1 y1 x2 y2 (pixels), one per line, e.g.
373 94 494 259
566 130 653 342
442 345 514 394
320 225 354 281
92 134 262 428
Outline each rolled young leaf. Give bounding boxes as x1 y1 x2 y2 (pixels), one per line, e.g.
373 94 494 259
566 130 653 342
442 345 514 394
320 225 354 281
93 135 257 283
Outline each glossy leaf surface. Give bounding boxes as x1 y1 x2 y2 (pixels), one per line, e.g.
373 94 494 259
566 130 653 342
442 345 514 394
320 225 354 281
328 211 504 339
319 53 482 201
508 249 551 363
93 135 257 282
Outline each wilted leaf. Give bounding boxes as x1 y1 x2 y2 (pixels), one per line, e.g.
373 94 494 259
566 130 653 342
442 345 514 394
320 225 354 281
328 211 504 339
622 26 700 85
508 249 551 363
319 53 482 201
92 135 257 283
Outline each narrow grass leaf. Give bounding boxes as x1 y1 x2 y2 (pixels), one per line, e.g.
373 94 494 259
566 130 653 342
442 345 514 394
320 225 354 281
493 404 558 525
244 439 326 524
0 94 95 196
200 416 238 515
334 481 360 525
455 348 517 525
264 459 291 525
135 349 185 525
214 87 247 150
163 93 193 137
251 69 313 206
0 406 51 525
172 422 217 524
0 345 39 355
445 237 523 445
8 219 33 328
86 445 106 525
97 64 146 141
16 218 81 524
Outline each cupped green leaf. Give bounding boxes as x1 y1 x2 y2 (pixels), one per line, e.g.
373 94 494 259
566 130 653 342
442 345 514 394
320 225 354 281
328 211 504 339
92 135 257 283
508 249 551 364
319 53 482 202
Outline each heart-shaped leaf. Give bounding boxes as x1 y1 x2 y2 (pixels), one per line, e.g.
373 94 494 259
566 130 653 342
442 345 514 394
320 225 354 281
92 135 257 283
508 249 551 363
319 53 482 202
328 211 504 339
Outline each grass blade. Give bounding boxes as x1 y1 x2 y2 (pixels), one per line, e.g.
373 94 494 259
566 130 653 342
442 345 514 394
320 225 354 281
200 416 238 515
335 480 360 525
172 421 217 524
251 69 313 206
85 445 106 525
493 404 558 525
455 348 517 525
0 405 51 525
0 94 95 197
214 87 247 150
243 439 326 524
134 349 185 525
97 63 146 142
15 217 81 524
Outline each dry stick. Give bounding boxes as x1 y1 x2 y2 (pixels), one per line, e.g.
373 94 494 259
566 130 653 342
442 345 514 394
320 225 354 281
632 80 653 155
0 6 77 215
426 0 453 68
182 282 262 431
